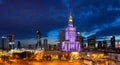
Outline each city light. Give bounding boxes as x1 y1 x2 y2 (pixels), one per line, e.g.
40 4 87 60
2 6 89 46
71 52 79 55
87 54 90 57
0 0 119 65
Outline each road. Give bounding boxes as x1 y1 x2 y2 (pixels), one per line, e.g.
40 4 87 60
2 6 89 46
2 60 85 65
0 59 116 65
30 61 84 65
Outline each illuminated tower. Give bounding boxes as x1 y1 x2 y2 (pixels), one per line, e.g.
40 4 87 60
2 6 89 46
36 30 42 49
8 34 15 50
1 36 6 50
62 11 81 52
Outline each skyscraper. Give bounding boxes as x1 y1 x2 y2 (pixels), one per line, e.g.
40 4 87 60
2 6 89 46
8 34 15 50
62 11 81 52
36 30 42 49
59 30 65 51
88 36 96 50
111 36 115 49
44 39 48 51
76 32 84 48
1 36 6 50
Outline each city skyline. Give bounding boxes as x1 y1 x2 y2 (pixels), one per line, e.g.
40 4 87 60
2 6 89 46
0 0 120 46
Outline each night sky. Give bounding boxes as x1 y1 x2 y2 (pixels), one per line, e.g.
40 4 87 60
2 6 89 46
0 0 120 46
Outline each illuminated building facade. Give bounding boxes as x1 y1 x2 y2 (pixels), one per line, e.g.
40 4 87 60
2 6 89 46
8 34 15 50
62 11 81 52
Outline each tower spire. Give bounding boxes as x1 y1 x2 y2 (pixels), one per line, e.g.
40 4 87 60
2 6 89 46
69 9 73 23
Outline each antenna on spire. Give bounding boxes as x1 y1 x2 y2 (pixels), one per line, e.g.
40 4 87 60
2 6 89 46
70 8 72 15
69 8 73 22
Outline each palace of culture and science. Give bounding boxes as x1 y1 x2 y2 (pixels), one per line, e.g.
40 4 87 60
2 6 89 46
62 11 81 52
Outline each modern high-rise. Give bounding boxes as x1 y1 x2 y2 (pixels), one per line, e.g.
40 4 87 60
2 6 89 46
1 36 6 50
76 32 84 48
59 30 65 51
36 30 42 49
88 36 96 49
44 39 48 51
8 34 15 50
62 11 81 52
111 36 115 49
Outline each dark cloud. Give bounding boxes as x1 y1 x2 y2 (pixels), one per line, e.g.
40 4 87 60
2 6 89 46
95 25 120 36
0 0 120 43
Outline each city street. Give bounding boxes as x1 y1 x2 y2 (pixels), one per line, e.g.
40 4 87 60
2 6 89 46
0 59 115 65
3 61 84 65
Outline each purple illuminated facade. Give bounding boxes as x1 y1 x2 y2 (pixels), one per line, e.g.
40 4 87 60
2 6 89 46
62 12 81 52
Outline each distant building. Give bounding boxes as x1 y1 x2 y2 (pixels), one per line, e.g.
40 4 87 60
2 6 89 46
88 36 96 49
115 41 120 49
109 53 120 65
102 40 107 49
44 39 48 51
49 44 57 51
62 10 81 52
36 30 42 49
111 36 115 49
1 36 6 50
115 41 120 53
8 34 15 50
98 41 102 49
28 44 32 49
76 32 84 48
57 43 61 51
85 43 88 48
17 41 21 49
59 30 65 51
